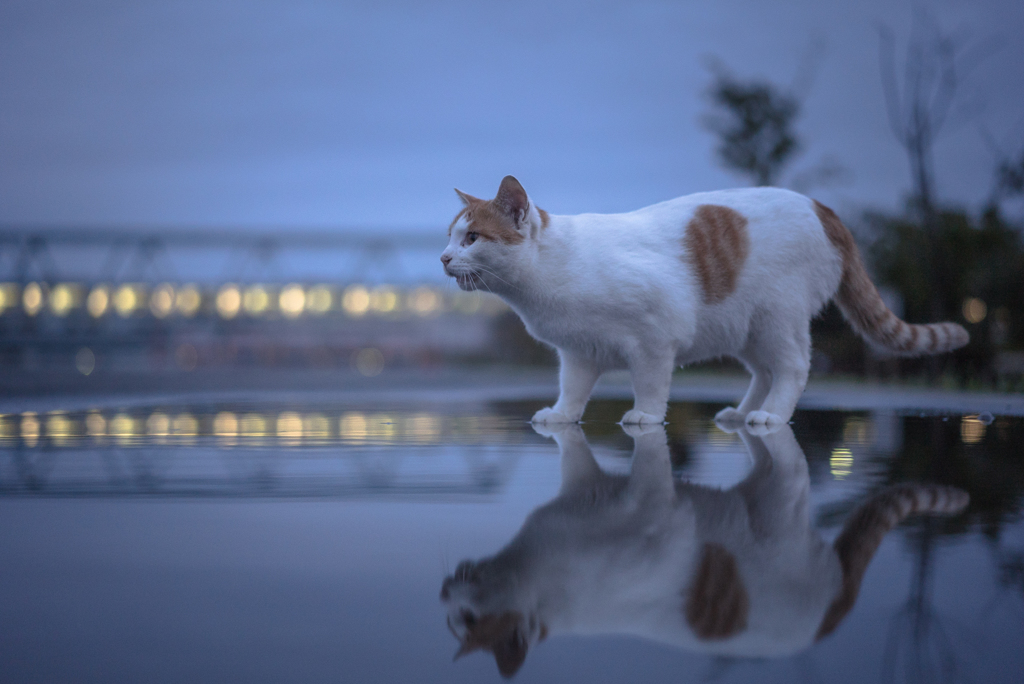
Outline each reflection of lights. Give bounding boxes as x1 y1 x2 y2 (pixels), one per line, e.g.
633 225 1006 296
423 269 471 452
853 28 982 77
76 347 96 376
304 413 331 440
353 347 384 376
113 285 141 317
0 283 19 314
369 286 399 313
172 414 198 442
962 297 987 324
961 416 986 444
150 284 175 318
243 286 271 315
0 415 15 443
216 285 241 318
214 412 239 445
340 413 368 440
342 285 370 316
241 414 267 441
367 414 396 441
46 412 77 445
87 286 110 317
147 413 170 443
21 412 40 447
49 283 78 316
405 413 441 442
306 285 332 314
110 414 138 443
176 285 202 316
830 447 853 479
86 411 106 438
407 286 441 315
277 412 303 444
23 282 44 316
843 417 869 445
279 284 306 318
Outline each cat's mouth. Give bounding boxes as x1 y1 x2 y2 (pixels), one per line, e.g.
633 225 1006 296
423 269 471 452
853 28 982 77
454 272 482 291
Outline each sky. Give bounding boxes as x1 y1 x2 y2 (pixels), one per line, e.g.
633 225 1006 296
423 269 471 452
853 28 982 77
1 0 1022 230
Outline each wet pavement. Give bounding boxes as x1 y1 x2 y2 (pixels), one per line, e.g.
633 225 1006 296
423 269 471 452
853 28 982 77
1 392 1022 683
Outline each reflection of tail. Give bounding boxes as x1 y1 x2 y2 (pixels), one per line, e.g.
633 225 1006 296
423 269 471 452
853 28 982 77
814 200 968 355
816 484 969 639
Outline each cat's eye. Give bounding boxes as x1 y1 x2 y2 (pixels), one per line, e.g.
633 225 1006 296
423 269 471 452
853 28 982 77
464 231 479 246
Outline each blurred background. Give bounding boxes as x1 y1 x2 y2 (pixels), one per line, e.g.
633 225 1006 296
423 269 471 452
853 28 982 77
2 0 1023 393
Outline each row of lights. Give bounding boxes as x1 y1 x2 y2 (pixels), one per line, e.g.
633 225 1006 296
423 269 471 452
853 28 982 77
1 410 518 448
0 282 504 319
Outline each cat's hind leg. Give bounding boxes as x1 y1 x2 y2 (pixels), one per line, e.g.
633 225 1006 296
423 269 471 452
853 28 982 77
715 356 772 428
745 319 811 431
532 351 601 424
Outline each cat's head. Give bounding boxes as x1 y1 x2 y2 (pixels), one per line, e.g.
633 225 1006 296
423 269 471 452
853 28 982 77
440 559 546 678
440 175 547 293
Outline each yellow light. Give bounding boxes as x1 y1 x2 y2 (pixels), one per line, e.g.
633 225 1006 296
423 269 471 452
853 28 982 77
47 412 77 445
830 447 853 479
150 284 175 318
353 347 384 377
342 285 370 317
214 412 239 446
21 412 40 447
113 284 141 317
340 412 368 441
961 416 985 444
76 347 96 375
49 283 79 316
408 286 441 315
963 297 987 324
277 412 303 444
147 412 170 443
369 286 399 313
23 282 44 316
86 411 106 439
0 283 20 314
87 286 110 317
0 415 15 444
216 285 241 319
176 285 202 317
306 285 332 314
279 284 306 318
172 414 198 442
243 286 270 315
241 413 267 442
405 413 442 442
843 417 869 445
367 413 396 441
110 414 138 444
303 413 331 441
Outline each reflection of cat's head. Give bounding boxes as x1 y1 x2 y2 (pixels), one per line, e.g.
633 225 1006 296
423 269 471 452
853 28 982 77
440 560 544 678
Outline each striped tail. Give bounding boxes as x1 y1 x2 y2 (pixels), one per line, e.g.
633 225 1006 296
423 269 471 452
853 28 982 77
815 484 969 639
813 201 969 356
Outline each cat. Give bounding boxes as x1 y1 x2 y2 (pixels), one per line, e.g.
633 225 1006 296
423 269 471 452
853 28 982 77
440 423 968 677
440 177 968 427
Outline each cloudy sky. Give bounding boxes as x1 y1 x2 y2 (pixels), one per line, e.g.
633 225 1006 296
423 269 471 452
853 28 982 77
2 0 1022 230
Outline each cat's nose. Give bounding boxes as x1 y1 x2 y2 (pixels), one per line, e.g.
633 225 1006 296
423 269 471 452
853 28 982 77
441 254 452 266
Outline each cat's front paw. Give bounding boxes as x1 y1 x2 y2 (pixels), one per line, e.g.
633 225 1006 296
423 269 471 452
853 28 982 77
620 409 664 426
531 407 576 425
745 410 784 435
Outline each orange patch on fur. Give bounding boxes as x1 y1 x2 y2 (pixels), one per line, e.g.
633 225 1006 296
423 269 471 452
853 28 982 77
448 199 525 245
537 207 550 229
684 542 749 640
683 205 750 304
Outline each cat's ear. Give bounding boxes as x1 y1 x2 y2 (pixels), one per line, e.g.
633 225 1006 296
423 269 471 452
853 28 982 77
454 188 480 206
494 175 530 225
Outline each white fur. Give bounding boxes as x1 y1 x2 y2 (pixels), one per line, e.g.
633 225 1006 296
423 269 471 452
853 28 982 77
441 424 841 660
441 185 843 426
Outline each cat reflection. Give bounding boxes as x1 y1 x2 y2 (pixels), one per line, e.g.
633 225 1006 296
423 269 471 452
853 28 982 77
441 423 967 678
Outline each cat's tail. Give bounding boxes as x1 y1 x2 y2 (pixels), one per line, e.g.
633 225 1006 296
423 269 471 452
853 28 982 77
813 200 969 356
815 484 969 639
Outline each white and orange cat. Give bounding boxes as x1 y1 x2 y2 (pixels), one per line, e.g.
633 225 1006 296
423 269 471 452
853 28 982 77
440 424 968 677
441 177 968 427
